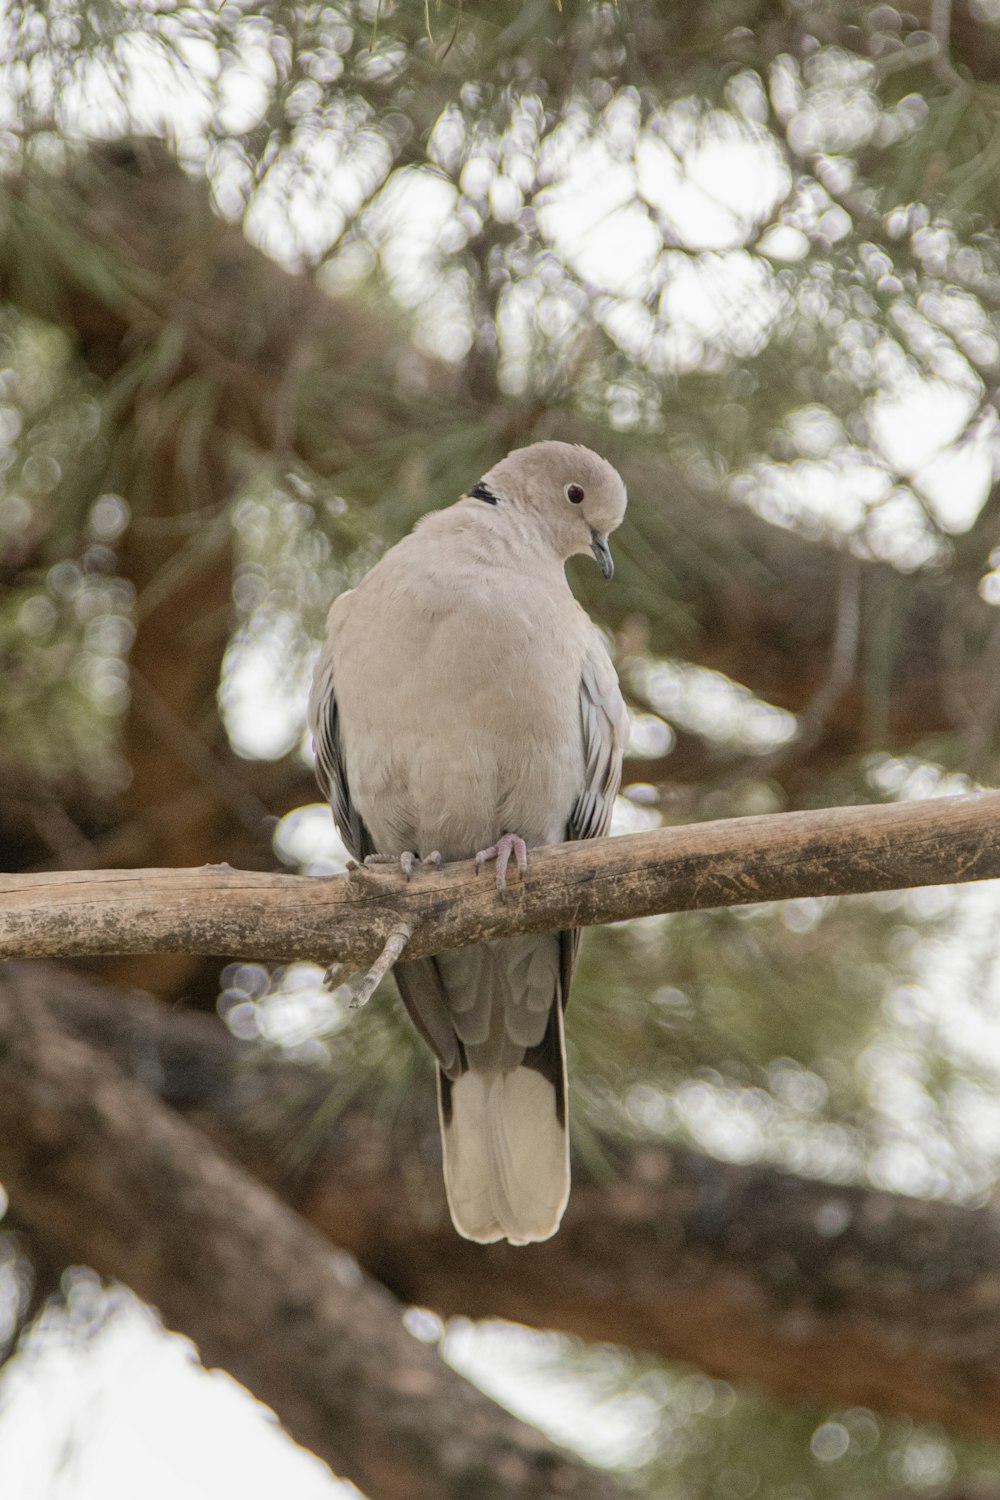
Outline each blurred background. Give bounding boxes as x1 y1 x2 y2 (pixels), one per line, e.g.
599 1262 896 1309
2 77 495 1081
5 1 1000 1496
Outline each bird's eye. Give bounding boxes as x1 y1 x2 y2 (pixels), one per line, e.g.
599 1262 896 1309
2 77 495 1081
565 483 585 505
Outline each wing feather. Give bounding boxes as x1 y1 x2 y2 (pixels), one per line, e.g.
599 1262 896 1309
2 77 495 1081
568 638 628 844
557 637 629 1003
308 647 374 863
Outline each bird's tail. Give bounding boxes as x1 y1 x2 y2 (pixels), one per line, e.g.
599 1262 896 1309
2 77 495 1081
436 999 569 1246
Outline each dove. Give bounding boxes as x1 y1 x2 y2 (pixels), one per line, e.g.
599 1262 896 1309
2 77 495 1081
309 440 628 1243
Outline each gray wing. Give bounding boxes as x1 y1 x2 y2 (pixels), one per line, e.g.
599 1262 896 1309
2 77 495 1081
568 636 628 844
557 637 629 987
308 648 374 863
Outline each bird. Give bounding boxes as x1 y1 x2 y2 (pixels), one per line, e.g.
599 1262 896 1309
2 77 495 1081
308 440 628 1244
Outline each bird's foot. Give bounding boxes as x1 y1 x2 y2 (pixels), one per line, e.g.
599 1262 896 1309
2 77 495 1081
346 850 442 882
474 833 528 899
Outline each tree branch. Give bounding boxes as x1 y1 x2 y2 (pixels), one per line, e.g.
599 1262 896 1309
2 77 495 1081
2 793 1000 967
0 967 628 1500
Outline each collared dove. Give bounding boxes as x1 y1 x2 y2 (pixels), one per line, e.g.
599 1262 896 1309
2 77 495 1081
309 440 628 1244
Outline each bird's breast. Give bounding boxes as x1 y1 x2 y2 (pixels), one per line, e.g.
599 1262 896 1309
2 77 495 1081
332 569 586 860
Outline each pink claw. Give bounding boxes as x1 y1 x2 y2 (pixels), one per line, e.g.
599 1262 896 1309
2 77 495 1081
475 833 528 898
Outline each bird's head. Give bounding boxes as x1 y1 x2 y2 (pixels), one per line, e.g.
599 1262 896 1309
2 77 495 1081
469 441 627 579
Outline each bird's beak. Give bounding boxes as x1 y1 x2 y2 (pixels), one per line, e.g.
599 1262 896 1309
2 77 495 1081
590 530 614 580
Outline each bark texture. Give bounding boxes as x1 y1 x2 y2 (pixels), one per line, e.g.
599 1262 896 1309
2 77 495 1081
2 792 999 966
20 960 1000 1442
0 965 628 1500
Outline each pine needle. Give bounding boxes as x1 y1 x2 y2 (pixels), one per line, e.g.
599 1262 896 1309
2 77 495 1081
440 0 462 60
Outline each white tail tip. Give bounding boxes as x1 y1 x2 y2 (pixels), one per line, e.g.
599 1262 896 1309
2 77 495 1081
438 1066 569 1245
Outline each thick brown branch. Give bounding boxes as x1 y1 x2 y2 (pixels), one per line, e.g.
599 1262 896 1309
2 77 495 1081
0 969 626 1500
26 962 1000 1443
2 793 1000 965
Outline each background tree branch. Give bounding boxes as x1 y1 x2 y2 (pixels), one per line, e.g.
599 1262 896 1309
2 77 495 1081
0 963 629 1500
18 959 1000 1443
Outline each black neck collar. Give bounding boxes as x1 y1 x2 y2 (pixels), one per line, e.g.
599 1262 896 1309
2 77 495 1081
469 480 499 506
